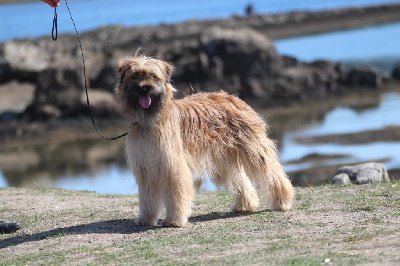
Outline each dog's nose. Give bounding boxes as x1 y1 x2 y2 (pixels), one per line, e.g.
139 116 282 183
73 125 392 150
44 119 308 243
138 86 151 95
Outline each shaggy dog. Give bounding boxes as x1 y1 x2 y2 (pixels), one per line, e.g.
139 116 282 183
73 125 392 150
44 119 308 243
115 54 294 227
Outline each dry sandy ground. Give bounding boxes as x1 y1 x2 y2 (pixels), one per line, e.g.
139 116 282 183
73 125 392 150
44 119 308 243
0 182 399 265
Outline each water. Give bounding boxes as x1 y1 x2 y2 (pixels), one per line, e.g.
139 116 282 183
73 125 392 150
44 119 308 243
297 93 400 136
275 22 400 72
1 0 400 42
281 93 400 172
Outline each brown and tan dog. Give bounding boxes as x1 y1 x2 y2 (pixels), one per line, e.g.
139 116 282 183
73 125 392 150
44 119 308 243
115 53 294 227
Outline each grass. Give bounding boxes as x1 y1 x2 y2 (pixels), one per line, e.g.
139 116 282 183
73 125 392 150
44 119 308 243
0 181 399 265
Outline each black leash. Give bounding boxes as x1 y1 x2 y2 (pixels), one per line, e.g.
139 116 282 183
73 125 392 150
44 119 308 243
51 0 134 140
52 7 57 40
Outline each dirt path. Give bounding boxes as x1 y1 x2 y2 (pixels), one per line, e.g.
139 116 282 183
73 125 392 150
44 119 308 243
0 181 399 265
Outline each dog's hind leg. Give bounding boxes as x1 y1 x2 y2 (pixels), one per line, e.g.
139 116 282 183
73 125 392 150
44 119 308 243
230 166 259 213
242 136 294 211
212 152 259 213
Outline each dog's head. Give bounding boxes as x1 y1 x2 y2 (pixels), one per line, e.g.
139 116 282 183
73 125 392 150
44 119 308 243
115 54 175 126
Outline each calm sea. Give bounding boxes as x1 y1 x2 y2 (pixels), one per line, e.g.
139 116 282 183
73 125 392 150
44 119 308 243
275 22 400 72
1 0 400 42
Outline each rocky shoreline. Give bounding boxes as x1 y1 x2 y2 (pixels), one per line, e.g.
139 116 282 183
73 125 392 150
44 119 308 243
1 3 400 122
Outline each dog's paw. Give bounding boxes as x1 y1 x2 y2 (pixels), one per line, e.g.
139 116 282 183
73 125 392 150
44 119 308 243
135 217 157 226
161 218 186 227
230 204 257 213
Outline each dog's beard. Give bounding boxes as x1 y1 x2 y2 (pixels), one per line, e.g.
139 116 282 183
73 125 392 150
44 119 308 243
122 84 166 127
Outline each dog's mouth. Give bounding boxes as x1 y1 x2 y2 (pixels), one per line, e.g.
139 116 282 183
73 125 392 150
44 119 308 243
139 95 152 109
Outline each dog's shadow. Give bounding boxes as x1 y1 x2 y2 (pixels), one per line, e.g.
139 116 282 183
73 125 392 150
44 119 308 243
189 209 268 223
0 210 269 249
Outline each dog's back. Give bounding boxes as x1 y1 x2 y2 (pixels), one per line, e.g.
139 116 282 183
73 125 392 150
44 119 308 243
174 91 266 152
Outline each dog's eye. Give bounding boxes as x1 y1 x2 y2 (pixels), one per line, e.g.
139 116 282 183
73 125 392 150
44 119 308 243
148 73 159 81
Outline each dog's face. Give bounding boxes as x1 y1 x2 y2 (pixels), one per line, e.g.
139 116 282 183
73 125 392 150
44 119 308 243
115 55 175 125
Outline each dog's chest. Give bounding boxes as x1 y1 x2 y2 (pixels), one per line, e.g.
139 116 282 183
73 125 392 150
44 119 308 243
126 130 171 167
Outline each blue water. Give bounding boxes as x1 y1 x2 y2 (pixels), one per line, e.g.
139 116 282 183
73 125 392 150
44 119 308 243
1 0 400 42
301 93 400 136
281 92 400 172
275 22 400 63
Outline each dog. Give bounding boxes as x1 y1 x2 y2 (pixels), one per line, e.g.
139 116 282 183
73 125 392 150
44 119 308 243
114 53 294 227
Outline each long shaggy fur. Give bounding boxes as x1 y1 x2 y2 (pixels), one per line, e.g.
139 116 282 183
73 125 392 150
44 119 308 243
115 54 294 227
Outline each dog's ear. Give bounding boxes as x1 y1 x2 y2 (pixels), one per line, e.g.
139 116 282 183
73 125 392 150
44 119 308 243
118 60 129 84
163 61 174 81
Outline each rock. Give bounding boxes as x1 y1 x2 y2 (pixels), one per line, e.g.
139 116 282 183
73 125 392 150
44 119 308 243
200 27 281 79
0 221 21 234
345 67 383 88
392 64 400 80
1 40 50 83
281 55 298 68
331 173 352 185
90 64 118 91
163 26 285 100
24 66 84 119
21 65 114 120
0 61 12 83
331 162 390 185
0 81 35 114
80 90 122 117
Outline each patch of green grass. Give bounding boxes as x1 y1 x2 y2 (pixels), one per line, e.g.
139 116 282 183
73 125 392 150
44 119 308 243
1 250 69 265
354 204 376 212
282 256 326 265
295 194 313 210
95 240 171 264
344 234 375 243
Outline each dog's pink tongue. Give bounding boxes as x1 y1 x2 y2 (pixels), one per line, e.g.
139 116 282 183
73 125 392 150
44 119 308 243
139 95 152 109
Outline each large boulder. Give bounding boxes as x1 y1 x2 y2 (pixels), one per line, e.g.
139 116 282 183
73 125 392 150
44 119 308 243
163 27 353 105
23 65 84 120
23 65 120 120
345 67 384 88
162 27 283 98
200 27 282 99
264 60 345 103
331 162 390 185
0 41 50 83
200 26 281 77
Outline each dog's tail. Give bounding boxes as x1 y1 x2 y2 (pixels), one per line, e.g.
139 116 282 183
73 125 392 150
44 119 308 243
242 135 294 211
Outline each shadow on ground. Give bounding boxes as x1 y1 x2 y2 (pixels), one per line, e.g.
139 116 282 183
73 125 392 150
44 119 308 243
0 210 268 249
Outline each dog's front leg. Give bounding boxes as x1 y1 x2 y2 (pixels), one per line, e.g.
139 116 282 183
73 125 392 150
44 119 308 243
162 161 194 227
135 171 163 226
